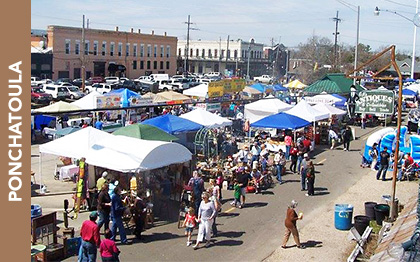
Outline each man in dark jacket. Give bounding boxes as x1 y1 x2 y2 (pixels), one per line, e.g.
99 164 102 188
111 187 129 244
343 126 352 151
377 147 390 181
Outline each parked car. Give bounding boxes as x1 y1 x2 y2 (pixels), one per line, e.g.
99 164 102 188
120 77 129 83
31 77 53 86
72 78 90 88
55 78 72 84
85 83 112 94
114 80 141 92
204 72 221 78
155 79 173 91
88 76 105 84
253 75 273 84
43 85 70 100
104 76 120 84
31 87 53 104
134 76 154 86
61 85 85 99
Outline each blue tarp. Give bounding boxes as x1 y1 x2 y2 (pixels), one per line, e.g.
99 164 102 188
331 93 346 107
142 114 203 134
404 78 416 83
105 88 140 107
250 112 311 130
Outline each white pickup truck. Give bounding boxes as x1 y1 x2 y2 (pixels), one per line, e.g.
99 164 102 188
253 75 273 84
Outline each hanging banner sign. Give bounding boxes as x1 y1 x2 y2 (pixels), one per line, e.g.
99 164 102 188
208 81 224 98
96 95 121 109
208 79 246 97
355 90 395 114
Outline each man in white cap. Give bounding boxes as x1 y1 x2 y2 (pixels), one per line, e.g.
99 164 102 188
96 171 108 190
300 154 310 191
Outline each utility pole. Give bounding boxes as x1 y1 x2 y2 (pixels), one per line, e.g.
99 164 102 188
353 6 360 85
225 35 230 74
184 15 198 76
81 15 86 92
411 0 419 79
332 11 341 68
219 37 222 73
274 36 281 79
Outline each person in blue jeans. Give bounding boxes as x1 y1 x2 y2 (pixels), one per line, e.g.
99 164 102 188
296 142 305 172
300 153 309 191
111 187 129 244
376 147 390 181
78 212 101 262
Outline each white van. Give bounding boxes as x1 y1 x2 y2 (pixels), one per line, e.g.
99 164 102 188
104 76 120 84
43 85 70 100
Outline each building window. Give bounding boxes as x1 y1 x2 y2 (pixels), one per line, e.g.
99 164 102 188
250 50 254 59
196 49 199 57
227 49 230 59
147 61 151 69
178 48 182 56
93 41 98 55
190 48 193 57
102 41 106 56
140 61 144 69
160 45 164 57
147 44 151 57
242 50 245 58
75 40 80 55
110 42 115 56
221 49 225 58
132 60 137 70
118 42 122 56
166 61 170 70
84 40 89 55
31 64 36 70
201 49 205 58
133 44 137 57
208 49 212 58
140 44 144 57
153 61 157 69
166 46 170 58
154 45 157 57
214 49 218 58
160 61 164 69
234 50 238 59
65 39 70 54
126 43 130 56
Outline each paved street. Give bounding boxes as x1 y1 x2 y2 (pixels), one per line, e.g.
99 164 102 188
32 125 381 262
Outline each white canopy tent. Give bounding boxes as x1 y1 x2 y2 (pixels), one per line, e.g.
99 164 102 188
313 103 346 117
286 99 329 122
34 101 81 113
71 91 102 109
38 127 193 190
407 84 420 93
180 108 232 128
183 83 208 98
91 135 192 171
244 98 293 123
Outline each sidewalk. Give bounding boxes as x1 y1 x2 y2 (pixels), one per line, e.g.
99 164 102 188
264 169 418 262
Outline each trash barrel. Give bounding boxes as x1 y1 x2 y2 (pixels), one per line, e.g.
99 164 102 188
334 204 354 230
354 215 370 235
364 202 377 221
374 204 390 226
31 204 42 222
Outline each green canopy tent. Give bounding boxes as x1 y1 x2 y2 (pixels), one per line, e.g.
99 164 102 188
303 73 364 95
113 123 179 142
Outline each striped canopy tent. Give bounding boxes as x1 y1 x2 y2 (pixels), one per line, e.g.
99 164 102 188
303 73 364 95
284 79 307 89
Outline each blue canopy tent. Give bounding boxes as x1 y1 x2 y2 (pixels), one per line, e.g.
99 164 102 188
331 93 346 108
272 84 288 92
404 78 416 83
104 88 141 107
250 83 270 93
250 112 311 130
142 114 203 134
402 88 417 96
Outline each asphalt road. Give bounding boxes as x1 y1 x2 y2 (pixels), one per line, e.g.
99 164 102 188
88 126 377 262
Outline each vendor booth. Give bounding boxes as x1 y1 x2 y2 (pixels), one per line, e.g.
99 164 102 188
71 91 102 109
180 108 232 128
183 83 208 98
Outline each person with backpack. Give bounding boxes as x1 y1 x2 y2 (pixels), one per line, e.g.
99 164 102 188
188 170 205 216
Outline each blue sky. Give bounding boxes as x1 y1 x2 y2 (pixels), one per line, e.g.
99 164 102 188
31 0 419 54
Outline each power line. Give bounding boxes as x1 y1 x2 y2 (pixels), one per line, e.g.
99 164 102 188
383 0 416 8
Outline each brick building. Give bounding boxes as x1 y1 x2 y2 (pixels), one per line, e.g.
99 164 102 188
45 25 177 80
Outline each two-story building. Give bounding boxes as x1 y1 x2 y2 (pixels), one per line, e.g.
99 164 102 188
44 25 177 80
177 39 268 77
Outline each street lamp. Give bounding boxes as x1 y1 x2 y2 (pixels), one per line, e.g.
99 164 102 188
246 38 255 82
374 2 419 79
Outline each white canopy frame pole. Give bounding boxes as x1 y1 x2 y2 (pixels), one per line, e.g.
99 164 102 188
313 121 316 150
39 153 43 192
